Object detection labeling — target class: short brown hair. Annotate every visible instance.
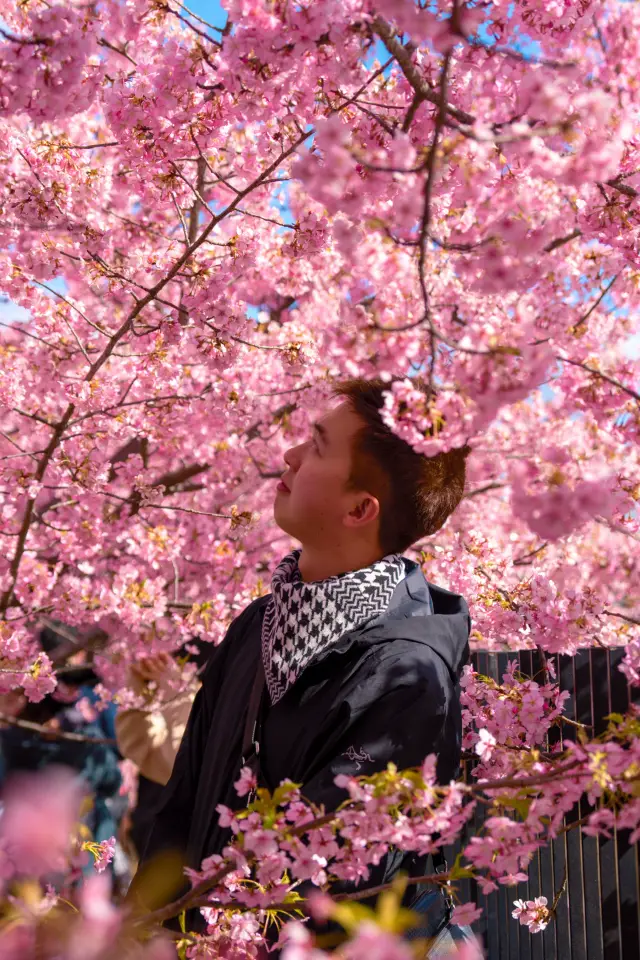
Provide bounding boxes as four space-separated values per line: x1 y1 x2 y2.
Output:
333 378 470 555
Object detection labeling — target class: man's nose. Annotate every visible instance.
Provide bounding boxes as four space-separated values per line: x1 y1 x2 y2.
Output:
283 442 303 470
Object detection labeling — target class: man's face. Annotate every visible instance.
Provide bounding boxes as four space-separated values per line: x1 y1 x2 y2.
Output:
274 401 368 547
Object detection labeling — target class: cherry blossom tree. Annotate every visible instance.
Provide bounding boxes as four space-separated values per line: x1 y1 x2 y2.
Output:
0 0 638 956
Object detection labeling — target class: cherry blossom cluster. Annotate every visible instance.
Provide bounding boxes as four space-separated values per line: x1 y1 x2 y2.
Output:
1 708 639 958
460 660 570 779
0 6 102 121
512 895 551 934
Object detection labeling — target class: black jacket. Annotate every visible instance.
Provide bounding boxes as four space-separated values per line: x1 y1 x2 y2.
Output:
135 558 470 924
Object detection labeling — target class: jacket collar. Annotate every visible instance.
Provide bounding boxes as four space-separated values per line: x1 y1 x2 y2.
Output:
275 557 470 683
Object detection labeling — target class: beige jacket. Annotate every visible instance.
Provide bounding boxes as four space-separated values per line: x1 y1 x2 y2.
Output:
115 682 199 785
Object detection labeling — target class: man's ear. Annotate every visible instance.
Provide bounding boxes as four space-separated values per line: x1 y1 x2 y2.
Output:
344 494 380 530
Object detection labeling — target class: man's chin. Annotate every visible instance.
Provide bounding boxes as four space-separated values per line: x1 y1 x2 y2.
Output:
272 500 296 537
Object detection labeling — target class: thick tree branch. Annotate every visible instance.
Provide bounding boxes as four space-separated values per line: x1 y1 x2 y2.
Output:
544 228 582 253
372 18 475 127
418 50 452 393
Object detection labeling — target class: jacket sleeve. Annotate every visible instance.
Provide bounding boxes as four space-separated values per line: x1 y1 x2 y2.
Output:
114 682 199 786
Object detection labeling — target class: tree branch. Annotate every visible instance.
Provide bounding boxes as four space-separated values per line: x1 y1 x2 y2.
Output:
0 713 116 746
602 609 640 626
572 274 618 331
559 355 639 402
544 228 582 253
371 18 475 127
463 482 506 499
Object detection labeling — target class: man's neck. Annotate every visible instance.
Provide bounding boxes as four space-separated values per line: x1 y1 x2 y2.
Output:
297 543 385 583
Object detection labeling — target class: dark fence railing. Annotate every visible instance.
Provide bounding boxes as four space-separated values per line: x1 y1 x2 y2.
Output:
444 648 639 960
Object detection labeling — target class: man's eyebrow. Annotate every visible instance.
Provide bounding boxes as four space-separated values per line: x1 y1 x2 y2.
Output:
312 421 329 445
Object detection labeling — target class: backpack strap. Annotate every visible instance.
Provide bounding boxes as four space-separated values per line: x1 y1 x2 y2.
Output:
241 660 266 804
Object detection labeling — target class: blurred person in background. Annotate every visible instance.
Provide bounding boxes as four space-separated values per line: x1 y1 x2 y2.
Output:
0 624 129 890
115 640 210 863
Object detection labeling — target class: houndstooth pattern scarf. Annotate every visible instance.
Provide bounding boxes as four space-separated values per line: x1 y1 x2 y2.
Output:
262 549 407 705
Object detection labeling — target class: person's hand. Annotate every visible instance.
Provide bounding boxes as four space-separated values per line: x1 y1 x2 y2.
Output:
128 652 182 701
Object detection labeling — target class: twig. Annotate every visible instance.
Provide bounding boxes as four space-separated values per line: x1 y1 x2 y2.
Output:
32 280 112 337
233 207 295 229
67 386 213 427
604 177 638 199
0 431 38 462
559 355 640 403
473 760 586 792
513 542 549 566
0 26 50 45
189 157 207 245
335 870 448 903
133 863 236 927
446 118 576 144
463 482 506 499
12 408 55 428
402 92 425 132
61 316 90 363
550 864 568 914
0 713 116 746
0 319 57 351
602 610 640 626
171 192 190 244
174 0 225 34
98 37 137 65
169 159 215 220
45 141 120 150
596 519 640 542
163 3 223 47
0 405 76 612
467 37 578 70
141 503 235 520
572 274 618 331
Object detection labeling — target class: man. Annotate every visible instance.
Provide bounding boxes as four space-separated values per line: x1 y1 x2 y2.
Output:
131 378 472 948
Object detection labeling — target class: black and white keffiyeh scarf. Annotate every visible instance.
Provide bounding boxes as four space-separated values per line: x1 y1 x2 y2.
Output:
261 549 407 705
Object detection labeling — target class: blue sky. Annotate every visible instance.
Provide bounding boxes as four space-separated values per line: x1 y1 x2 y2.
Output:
185 0 227 33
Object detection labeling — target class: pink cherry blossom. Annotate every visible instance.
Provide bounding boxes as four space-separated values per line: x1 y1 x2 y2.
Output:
512 895 551 933
451 901 484 926
235 765 258 798
92 836 116 873
0 767 83 876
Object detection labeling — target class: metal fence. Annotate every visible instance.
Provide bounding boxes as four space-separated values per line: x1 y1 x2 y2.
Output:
445 648 639 960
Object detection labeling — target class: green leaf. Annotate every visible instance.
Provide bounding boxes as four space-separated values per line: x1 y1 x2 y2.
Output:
449 852 475 880
273 780 302 808
494 795 532 819
331 900 377 934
